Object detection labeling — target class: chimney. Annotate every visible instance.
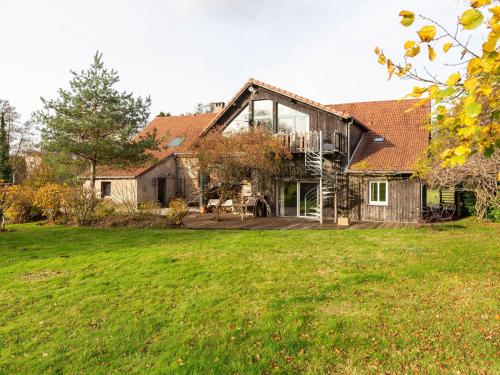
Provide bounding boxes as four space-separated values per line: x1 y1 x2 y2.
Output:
209 102 225 113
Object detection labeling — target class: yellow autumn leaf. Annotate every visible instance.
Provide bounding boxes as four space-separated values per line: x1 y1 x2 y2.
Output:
460 9 484 30
410 86 428 98
404 40 416 49
428 45 436 61
467 58 482 75
417 25 437 42
471 0 491 8
405 44 421 57
374 47 381 55
489 6 500 17
387 59 395 79
446 72 461 86
443 42 453 52
399 10 415 27
479 84 493 96
428 85 440 99
378 53 387 64
483 36 498 53
464 76 480 92
454 144 471 156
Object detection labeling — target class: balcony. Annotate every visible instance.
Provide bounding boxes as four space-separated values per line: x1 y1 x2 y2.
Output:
277 130 347 154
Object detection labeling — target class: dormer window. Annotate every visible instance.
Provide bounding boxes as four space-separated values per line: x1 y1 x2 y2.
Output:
373 136 385 142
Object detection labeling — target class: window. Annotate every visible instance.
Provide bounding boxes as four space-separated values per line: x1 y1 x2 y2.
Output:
253 100 273 132
278 104 309 134
101 181 111 198
223 104 250 134
369 181 388 206
168 137 185 147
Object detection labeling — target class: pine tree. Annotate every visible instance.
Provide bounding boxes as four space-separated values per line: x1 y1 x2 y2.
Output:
35 52 159 188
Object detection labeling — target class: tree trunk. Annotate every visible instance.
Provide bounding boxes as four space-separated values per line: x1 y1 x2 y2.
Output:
89 160 96 190
0 213 5 232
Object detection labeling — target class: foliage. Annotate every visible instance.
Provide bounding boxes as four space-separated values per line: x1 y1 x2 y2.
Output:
94 199 118 219
34 52 160 188
0 112 11 183
376 1 500 166
138 200 162 215
5 185 40 223
194 127 291 219
0 184 15 231
0 220 498 373
166 198 189 225
64 187 98 225
415 150 499 219
461 190 477 216
23 152 85 189
33 183 67 222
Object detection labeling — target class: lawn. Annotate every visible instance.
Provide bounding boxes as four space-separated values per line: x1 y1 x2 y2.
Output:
0 220 498 374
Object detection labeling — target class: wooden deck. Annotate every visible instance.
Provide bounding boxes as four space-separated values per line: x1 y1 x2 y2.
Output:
184 214 417 230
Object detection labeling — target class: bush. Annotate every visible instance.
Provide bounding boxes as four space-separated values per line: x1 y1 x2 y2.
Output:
138 201 162 216
64 187 98 225
6 185 41 223
33 183 67 222
461 191 477 217
166 198 189 226
94 199 118 219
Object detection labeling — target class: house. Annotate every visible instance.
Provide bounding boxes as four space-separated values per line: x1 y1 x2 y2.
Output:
201 79 430 223
91 78 431 223
85 112 217 207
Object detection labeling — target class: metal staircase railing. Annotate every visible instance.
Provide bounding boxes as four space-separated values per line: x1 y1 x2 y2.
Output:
304 130 341 223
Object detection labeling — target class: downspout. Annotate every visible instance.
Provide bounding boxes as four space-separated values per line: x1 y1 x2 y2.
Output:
345 118 354 220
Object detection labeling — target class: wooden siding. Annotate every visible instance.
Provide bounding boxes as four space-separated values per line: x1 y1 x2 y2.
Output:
213 87 348 139
349 175 421 222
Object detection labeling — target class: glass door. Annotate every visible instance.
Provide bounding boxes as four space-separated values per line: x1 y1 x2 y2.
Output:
280 182 298 216
299 182 318 217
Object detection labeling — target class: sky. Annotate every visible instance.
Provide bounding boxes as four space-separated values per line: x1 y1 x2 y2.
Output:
1 0 473 123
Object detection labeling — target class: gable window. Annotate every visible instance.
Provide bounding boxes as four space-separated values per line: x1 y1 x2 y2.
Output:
253 100 273 132
278 104 309 134
168 137 185 147
101 181 111 198
223 104 250 134
369 181 388 206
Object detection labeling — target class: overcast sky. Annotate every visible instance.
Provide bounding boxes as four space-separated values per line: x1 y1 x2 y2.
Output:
2 0 470 122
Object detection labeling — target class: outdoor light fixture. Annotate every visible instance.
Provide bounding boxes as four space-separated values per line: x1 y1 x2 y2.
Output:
248 86 255 93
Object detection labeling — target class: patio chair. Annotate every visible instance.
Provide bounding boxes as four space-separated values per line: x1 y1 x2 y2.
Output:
243 197 258 217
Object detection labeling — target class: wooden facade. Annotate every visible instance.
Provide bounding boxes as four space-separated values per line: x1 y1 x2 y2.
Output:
206 82 424 224
348 174 422 223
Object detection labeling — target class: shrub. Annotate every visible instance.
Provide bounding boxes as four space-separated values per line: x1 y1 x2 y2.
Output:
64 187 98 225
33 183 67 222
138 201 162 216
166 198 189 226
6 185 41 223
94 199 119 219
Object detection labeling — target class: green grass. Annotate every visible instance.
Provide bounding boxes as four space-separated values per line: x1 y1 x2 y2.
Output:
0 219 498 374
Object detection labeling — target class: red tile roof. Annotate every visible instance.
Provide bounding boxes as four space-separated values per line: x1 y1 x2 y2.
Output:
328 99 430 173
95 113 216 177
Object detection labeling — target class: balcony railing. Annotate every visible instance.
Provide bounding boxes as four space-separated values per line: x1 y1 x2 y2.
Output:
277 130 347 154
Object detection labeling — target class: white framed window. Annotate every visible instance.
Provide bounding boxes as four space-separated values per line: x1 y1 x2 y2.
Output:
369 181 388 206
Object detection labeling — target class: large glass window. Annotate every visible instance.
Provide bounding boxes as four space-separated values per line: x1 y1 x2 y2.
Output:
223 104 249 134
369 181 388 206
253 100 273 132
278 104 309 134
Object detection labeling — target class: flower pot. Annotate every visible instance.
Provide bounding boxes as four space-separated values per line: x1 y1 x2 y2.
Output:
337 217 350 226
199 207 206 214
